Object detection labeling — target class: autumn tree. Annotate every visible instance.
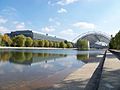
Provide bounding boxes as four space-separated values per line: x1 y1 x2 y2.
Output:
2 34 12 46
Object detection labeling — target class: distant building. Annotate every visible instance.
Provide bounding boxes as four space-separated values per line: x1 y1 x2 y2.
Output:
6 30 65 42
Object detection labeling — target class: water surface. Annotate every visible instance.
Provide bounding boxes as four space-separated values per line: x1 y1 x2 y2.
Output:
0 49 104 90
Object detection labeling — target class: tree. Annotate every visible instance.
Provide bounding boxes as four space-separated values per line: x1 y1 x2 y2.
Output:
64 40 68 44
109 31 120 49
56 42 60 48
60 42 66 48
33 40 38 47
0 34 2 46
76 39 89 50
25 37 33 47
67 42 73 48
2 34 12 46
38 40 44 47
44 40 49 47
109 37 115 49
49 41 53 47
13 35 26 47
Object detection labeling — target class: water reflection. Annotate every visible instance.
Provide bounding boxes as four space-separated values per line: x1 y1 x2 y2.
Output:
0 49 104 89
76 51 103 63
0 50 67 65
77 54 89 60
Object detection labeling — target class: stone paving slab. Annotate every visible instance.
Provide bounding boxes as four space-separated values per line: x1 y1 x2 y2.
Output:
51 62 100 90
98 51 120 90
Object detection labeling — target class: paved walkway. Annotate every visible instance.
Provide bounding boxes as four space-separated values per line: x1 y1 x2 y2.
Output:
98 51 120 90
49 61 101 90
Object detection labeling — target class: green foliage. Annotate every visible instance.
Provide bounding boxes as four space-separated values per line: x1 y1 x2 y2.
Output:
56 42 60 48
77 54 88 60
38 40 44 47
2 34 12 46
44 40 49 47
13 35 26 47
60 42 66 48
76 39 88 50
66 42 73 48
109 37 115 49
64 40 68 44
0 33 74 49
33 40 38 47
49 41 53 47
25 37 33 47
109 31 120 49
0 34 2 45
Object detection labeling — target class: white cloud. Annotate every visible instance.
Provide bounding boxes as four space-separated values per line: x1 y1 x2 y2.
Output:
16 22 25 29
41 26 55 33
0 26 9 33
60 29 75 36
1 7 17 16
49 18 54 22
59 29 78 41
0 17 7 24
48 17 61 26
58 8 67 13
57 0 78 5
73 22 96 29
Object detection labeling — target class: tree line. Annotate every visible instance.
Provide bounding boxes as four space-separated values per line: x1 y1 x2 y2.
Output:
109 31 120 49
0 34 73 48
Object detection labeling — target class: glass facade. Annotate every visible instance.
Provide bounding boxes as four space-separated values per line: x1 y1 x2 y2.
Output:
7 30 65 42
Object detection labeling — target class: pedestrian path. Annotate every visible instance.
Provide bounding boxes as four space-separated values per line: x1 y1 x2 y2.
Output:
98 51 120 90
51 61 100 90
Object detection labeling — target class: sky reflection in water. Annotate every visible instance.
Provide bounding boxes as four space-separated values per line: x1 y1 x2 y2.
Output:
0 49 104 88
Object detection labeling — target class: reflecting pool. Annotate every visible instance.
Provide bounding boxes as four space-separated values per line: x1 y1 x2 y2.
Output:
0 49 104 90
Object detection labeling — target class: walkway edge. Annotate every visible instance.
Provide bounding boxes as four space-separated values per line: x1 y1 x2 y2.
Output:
85 50 107 90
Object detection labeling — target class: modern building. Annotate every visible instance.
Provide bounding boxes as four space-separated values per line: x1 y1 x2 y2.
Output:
6 30 65 42
73 31 110 49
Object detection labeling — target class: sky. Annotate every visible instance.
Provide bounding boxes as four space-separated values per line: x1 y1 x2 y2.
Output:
0 0 120 41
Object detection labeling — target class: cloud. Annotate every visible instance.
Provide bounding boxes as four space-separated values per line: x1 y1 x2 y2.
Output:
49 17 61 26
16 22 25 29
41 26 55 33
57 0 79 5
58 8 67 13
60 29 75 36
59 29 77 41
0 26 9 33
0 17 8 24
49 18 54 22
1 7 17 16
73 22 96 29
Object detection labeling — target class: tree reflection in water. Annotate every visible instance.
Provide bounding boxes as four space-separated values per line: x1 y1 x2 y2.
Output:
0 50 67 65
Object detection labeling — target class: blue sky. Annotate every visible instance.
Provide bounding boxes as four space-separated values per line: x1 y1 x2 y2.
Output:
0 0 120 41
